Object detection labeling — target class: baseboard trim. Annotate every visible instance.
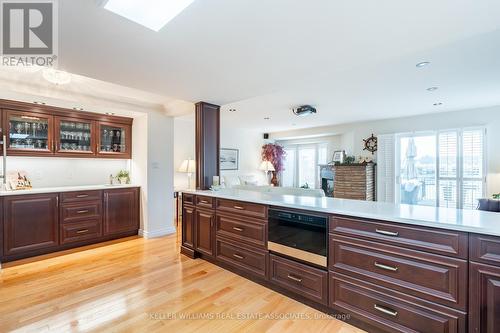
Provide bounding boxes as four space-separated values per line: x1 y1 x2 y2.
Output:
139 226 176 239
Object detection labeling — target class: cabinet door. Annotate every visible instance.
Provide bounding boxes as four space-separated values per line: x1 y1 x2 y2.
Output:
97 122 132 159
54 117 96 157
4 194 59 256
195 208 215 257
182 205 195 249
469 262 500 333
4 109 54 155
103 188 139 235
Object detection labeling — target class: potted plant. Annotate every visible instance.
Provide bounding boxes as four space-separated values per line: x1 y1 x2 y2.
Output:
261 143 286 186
116 170 130 185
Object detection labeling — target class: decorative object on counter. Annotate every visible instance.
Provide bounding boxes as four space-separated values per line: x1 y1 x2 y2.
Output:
358 156 374 164
343 155 356 164
220 148 239 170
259 160 275 185
109 174 114 185
116 170 131 184
332 150 345 164
363 133 378 154
210 185 222 191
7 171 32 190
212 176 220 186
261 143 286 186
178 158 196 189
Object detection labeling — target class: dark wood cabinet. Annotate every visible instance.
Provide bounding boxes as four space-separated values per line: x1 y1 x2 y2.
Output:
0 99 133 159
182 204 195 249
194 208 215 257
195 102 220 190
103 188 139 236
3 194 59 256
469 262 500 333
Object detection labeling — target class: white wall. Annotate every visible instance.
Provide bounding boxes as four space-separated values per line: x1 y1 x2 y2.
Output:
173 113 195 189
7 157 128 188
271 106 500 196
220 127 264 182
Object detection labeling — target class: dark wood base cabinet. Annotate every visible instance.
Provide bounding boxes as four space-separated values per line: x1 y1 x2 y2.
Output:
1 187 140 263
181 195 500 333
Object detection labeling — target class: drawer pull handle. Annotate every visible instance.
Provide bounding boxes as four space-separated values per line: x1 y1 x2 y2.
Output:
374 262 398 272
233 205 245 210
76 210 89 214
233 253 244 260
200 200 209 204
287 274 303 283
375 229 399 237
232 227 244 232
76 229 89 234
374 304 398 317
76 194 89 198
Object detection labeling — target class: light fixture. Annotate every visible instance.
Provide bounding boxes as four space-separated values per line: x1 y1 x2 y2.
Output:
427 87 439 91
264 117 270 120
106 112 116 116
292 105 317 116
416 61 430 68
178 158 196 189
73 107 84 111
42 68 71 85
259 161 275 185
229 108 236 112
103 0 195 32
433 102 443 106
33 101 46 105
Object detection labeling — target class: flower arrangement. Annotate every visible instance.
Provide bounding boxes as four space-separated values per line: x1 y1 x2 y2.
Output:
261 143 286 172
116 170 131 184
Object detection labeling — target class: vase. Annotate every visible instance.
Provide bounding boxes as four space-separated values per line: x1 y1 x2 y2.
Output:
270 171 279 187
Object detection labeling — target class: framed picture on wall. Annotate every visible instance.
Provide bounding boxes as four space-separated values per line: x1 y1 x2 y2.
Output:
332 150 345 164
220 148 239 170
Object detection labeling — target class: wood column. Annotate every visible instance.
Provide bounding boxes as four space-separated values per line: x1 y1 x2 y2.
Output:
195 102 220 190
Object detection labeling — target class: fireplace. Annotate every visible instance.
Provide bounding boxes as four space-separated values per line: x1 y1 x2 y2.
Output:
319 164 335 197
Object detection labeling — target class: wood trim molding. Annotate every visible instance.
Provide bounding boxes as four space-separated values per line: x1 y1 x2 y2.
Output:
195 102 220 190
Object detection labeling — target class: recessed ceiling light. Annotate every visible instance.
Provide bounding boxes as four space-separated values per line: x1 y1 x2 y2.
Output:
72 107 84 111
264 117 270 120
228 108 236 112
427 87 439 91
433 102 443 106
33 101 46 105
416 61 430 68
106 112 116 116
104 0 195 32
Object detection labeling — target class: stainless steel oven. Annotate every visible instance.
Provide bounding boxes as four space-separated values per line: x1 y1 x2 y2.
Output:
268 208 327 267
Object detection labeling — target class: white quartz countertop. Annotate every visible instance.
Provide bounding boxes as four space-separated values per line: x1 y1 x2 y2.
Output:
0 184 140 196
184 189 500 237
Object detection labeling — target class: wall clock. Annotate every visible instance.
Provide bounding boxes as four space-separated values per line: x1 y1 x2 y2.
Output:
363 134 378 155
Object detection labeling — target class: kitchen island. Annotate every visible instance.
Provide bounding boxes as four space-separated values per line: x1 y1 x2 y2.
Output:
181 189 500 333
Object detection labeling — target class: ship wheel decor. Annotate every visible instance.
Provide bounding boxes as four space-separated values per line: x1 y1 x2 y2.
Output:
363 134 378 155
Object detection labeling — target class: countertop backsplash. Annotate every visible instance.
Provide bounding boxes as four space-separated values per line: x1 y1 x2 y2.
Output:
5 157 130 188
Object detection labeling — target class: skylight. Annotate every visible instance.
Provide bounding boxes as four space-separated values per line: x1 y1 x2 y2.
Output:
104 0 195 32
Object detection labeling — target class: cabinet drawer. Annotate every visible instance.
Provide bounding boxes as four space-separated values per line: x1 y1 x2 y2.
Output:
216 213 266 248
216 237 268 280
330 216 468 258
60 219 102 244
330 273 466 333
270 254 328 305
196 195 214 209
470 234 500 266
182 193 195 206
216 199 267 219
61 190 102 203
330 234 467 310
61 201 101 222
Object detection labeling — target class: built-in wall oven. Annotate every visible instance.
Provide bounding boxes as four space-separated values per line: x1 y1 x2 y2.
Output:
268 208 327 267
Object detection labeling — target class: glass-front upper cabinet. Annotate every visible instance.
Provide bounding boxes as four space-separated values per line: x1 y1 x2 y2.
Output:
97 122 131 158
4 110 54 154
54 117 95 156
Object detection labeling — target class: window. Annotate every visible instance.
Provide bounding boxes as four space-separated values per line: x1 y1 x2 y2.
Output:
393 128 486 209
281 143 328 188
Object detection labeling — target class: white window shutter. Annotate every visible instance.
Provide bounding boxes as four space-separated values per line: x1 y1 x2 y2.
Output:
377 134 395 203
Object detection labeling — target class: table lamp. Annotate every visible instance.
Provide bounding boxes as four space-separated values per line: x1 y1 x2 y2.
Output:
178 159 195 189
259 160 275 185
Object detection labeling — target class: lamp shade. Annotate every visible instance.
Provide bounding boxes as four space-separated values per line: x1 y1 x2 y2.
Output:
259 161 275 172
178 159 195 173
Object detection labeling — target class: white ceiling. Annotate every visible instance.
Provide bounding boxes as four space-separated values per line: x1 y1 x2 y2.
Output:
56 0 500 130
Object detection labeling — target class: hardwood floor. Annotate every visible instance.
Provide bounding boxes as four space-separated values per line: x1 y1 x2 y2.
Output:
0 233 364 333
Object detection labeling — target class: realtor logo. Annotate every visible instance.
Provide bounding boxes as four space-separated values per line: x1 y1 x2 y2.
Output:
1 0 58 67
